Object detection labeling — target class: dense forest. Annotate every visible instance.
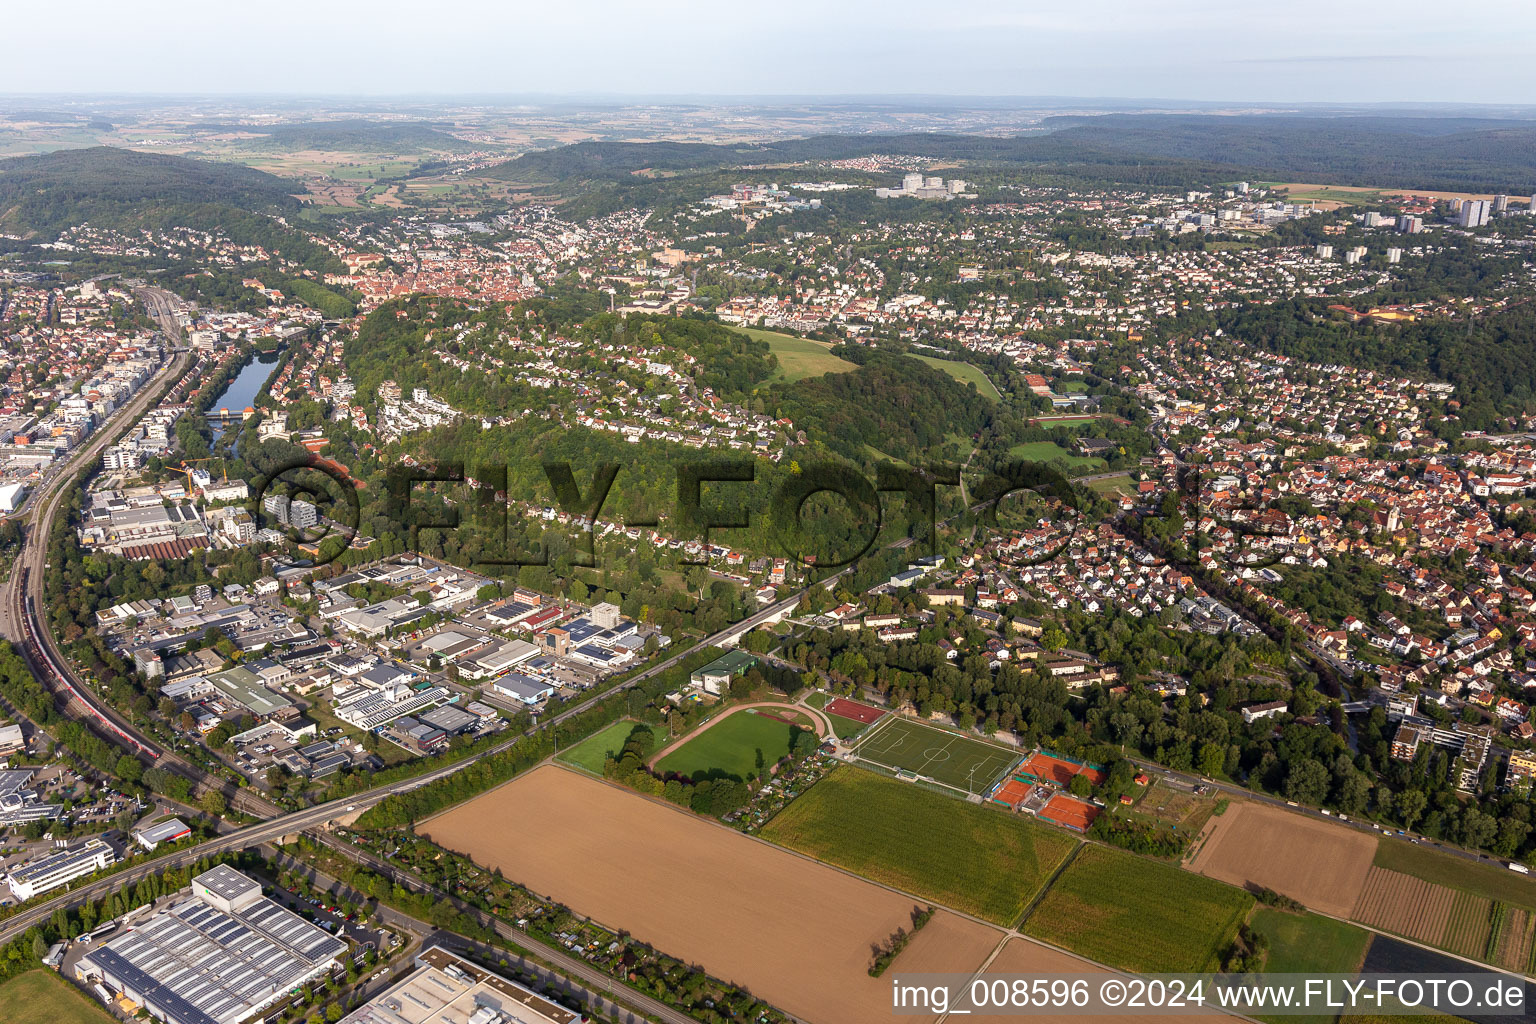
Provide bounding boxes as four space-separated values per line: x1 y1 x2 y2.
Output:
0 147 301 231
493 115 1536 194
193 118 478 154
1201 298 1536 428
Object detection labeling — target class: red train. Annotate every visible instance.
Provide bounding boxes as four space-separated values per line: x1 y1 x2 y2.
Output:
17 568 158 760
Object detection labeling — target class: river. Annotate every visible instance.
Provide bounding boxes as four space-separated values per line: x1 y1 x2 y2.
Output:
208 348 284 437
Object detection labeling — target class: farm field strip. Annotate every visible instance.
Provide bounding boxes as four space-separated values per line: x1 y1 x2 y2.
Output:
758 764 1076 926
1185 801 1375 919
421 765 1008 1024
1494 907 1536 973
1023 844 1252 974
1351 866 1464 954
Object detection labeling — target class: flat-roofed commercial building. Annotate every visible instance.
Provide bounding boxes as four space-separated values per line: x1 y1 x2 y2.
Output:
6 837 114 900
75 865 346 1024
341 946 582 1024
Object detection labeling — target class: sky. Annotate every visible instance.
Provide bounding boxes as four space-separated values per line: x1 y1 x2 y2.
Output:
6 0 1535 104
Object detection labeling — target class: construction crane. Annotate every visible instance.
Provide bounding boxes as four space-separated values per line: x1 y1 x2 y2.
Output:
174 457 227 491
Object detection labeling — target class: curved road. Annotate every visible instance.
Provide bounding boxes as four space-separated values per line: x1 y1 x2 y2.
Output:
646 700 833 768
0 560 852 946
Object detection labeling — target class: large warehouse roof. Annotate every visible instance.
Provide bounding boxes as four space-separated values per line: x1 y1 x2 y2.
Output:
77 867 346 1024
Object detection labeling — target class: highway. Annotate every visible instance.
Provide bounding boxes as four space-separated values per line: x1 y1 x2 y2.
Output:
0 549 850 945
303 831 704 1024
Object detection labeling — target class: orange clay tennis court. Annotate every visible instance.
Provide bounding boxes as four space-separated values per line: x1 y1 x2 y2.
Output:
990 777 1032 809
1017 751 1105 788
824 697 885 725
1040 792 1100 831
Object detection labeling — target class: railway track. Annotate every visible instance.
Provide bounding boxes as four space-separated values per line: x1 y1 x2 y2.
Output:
0 297 282 818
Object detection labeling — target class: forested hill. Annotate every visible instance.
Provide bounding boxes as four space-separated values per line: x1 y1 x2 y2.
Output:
492 115 1536 193
1202 298 1536 431
199 119 478 155
1037 114 1536 194
768 349 999 465
0 147 300 232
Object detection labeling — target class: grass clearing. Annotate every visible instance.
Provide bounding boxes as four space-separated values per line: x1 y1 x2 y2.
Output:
1086 473 1135 497
1247 909 1373 1024
759 765 1077 925
1373 839 1536 909
854 717 1019 795
1250 908 1372 973
1023 845 1252 972
557 719 662 774
656 709 812 781
911 354 1000 399
734 327 858 382
1007 441 1107 472
0 971 119 1024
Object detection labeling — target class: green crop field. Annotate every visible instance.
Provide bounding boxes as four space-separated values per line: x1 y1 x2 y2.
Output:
1374 839 1536 908
656 709 812 781
1007 441 1107 471
1023 845 1252 972
854 717 1019 794
1251 908 1372 972
911 354 1000 398
733 327 858 382
759 765 1078 924
1247 910 1373 1024
556 719 662 774
0 971 118 1024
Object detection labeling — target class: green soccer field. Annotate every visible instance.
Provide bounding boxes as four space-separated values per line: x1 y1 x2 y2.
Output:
854 717 1019 794
656 709 814 781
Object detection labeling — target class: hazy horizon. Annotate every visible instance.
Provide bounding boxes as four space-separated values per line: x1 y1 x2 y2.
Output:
8 0 1535 104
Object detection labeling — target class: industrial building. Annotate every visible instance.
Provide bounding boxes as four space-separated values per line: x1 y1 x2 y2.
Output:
132 817 192 851
0 767 63 826
75 865 346 1024
5 837 115 900
340 946 582 1024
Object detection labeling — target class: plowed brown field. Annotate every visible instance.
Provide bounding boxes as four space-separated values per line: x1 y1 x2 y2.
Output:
1494 908 1536 973
421 765 1008 1024
1187 802 1375 917
964 938 1232 1022
1351 866 1464 950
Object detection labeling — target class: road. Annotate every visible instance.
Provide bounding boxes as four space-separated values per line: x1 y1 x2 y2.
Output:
1121 751 1510 871
0 316 284 815
304 831 703 1024
0 554 851 945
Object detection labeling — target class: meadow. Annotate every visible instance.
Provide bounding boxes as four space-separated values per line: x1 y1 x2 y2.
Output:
1372 837 1536 908
0 971 118 1024
556 719 661 774
759 765 1077 925
1007 441 1107 472
732 327 857 382
1023 845 1252 972
911 354 1000 398
1249 908 1372 973
655 709 812 781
